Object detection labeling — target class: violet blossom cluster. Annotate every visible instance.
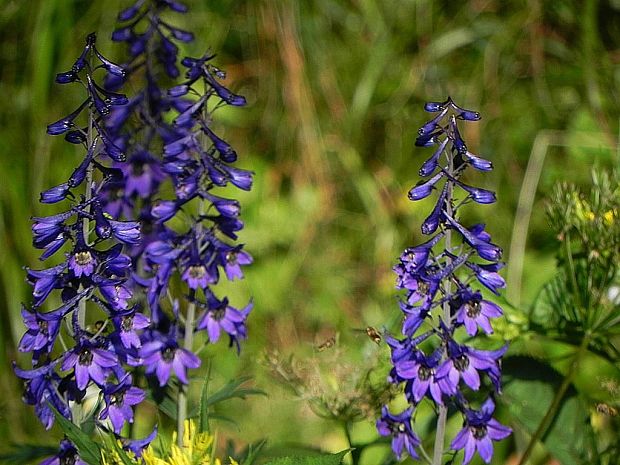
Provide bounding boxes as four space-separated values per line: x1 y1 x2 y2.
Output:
377 98 511 464
14 33 154 456
15 1 252 461
103 0 252 388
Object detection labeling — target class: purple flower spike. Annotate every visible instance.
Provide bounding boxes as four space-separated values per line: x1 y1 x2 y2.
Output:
121 427 158 458
436 341 507 393
450 398 511 464
61 340 118 390
379 100 510 462
196 298 251 344
113 311 149 348
376 407 420 460
408 172 443 201
40 183 71 204
141 336 201 386
18 307 61 353
221 247 253 280
394 350 451 404
39 439 88 465
456 291 503 336
99 375 145 433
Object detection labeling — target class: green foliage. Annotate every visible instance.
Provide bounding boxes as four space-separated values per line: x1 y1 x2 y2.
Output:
263 449 350 465
51 407 101 465
503 357 590 465
505 168 620 464
0 444 58 465
2 1 620 464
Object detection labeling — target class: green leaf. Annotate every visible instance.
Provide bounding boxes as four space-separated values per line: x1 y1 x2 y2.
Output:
51 406 101 465
241 439 267 465
189 376 266 421
101 434 136 465
0 444 59 464
263 449 351 465
502 357 590 465
199 361 212 433
147 388 178 420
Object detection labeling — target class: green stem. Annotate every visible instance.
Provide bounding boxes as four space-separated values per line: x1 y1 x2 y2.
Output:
77 111 94 329
177 300 196 446
516 334 590 465
177 196 205 445
343 422 360 465
432 124 454 465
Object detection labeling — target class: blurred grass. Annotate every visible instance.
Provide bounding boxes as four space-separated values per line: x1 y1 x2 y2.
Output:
1 0 619 463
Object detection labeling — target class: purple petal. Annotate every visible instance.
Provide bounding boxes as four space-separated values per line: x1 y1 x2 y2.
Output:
109 406 125 433
487 419 512 440
477 436 494 463
481 300 503 317
412 378 429 402
463 436 476 465
451 427 469 450
156 361 172 386
172 357 189 384
75 364 90 390
462 365 481 390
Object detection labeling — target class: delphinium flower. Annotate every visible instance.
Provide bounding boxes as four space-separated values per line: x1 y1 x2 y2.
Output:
103 0 252 351
103 0 253 443
102 0 194 230
14 33 155 458
377 98 511 465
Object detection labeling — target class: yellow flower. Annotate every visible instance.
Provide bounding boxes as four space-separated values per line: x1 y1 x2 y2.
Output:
139 420 237 465
100 420 238 465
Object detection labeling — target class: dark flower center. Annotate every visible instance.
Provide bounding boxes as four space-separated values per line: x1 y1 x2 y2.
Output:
132 162 145 176
225 251 237 264
78 348 93 366
162 346 176 362
454 354 470 372
390 421 407 434
121 316 133 332
60 455 77 465
212 306 226 321
74 251 93 266
471 425 487 439
110 391 125 405
189 265 206 279
465 300 481 318
417 280 430 295
418 365 433 381
38 320 49 336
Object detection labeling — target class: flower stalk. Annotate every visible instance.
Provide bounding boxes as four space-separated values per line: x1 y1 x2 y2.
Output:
378 98 511 465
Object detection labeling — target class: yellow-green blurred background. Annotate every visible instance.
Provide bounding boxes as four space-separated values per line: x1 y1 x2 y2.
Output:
1 0 619 464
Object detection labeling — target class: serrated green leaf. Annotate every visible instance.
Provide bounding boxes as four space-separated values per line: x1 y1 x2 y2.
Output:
51 406 101 465
263 450 351 465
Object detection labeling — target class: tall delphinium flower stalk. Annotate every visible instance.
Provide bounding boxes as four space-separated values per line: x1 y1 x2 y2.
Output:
14 33 152 459
107 0 253 444
377 98 511 465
